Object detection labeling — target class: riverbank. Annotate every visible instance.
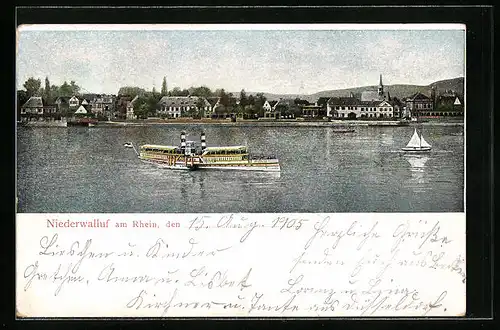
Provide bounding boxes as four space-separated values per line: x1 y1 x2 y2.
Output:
97 119 463 127
17 120 68 127
17 118 464 128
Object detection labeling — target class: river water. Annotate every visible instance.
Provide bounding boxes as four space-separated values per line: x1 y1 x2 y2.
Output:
16 124 464 213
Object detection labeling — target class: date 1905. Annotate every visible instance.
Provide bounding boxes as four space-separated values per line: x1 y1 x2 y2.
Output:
271 217 308 231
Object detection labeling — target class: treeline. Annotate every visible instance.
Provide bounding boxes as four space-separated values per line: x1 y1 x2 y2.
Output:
126 86 269 119
18 76 82 108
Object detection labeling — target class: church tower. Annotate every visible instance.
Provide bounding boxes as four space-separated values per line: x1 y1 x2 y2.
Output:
378 74 384 96
431 86 436 110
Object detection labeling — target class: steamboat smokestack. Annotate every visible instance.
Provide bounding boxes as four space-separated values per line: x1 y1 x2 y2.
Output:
180 131 186 150
201 131 206 151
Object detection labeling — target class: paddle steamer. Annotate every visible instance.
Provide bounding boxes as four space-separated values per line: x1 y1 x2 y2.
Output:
130 131 281 172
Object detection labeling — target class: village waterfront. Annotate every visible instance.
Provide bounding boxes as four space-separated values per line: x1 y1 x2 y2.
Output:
16 123 464 213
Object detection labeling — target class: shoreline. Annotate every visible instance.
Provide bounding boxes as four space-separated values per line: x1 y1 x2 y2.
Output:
98 119 464 127
17 119 465 128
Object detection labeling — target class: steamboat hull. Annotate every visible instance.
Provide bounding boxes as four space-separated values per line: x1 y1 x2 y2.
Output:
140 159 198 170
197 162 281 172
140 158 280 172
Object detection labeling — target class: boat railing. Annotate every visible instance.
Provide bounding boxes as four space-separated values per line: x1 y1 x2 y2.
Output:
250 155 279 162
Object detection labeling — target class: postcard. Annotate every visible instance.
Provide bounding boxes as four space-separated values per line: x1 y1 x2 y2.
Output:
16 23 466 318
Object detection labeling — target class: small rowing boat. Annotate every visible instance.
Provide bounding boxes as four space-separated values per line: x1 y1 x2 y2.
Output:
332 128 355 133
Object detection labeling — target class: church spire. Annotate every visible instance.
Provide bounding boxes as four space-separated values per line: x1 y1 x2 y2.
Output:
378 74 384 96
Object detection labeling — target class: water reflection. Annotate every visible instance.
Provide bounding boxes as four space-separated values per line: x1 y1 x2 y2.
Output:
380 132 394 146
404 154 430 190
325 128 331 157
179 171 196 203
198 169 281 185
405 154 430 172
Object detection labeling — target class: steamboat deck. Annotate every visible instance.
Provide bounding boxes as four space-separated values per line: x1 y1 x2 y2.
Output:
131 131 281 172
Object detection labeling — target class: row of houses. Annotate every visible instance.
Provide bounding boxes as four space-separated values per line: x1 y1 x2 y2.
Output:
263 93 462 120
19 94 116 120
19 93 218 121
262 75 463 119
18 76 464 121
19 91 464 122
53 95 115 114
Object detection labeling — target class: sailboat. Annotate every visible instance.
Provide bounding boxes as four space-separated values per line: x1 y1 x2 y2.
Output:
402 128 432 152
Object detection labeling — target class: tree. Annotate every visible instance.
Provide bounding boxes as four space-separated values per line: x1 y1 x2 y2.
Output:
50 85 59 98
185 106 199 118
44 77 52 103
117 86 146 96
161 77 168 96
17 90 29 115
242 95 257 119
196 98 207 118
189 86 213 98
239 89 248 108
59 81 73 97
217 89 229 107
70 81 80 95
169 87 190 96
132 96 148 119
247 94 255 106
255 93 267 118
275 104 291 118
146 93 160 116
214 104 226 119
169 87 181 96
23 77 42 97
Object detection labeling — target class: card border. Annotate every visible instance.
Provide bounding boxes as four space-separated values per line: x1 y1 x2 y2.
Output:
8 4 494 325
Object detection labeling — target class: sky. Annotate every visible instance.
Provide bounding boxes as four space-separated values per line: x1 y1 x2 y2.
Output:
16 24 465 95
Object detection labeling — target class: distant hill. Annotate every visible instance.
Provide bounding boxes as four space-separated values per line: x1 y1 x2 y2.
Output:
238 77 464 103
428 77 465 96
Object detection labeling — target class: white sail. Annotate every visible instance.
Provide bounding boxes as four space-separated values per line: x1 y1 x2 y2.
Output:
420 135 431 148
406 129 421 148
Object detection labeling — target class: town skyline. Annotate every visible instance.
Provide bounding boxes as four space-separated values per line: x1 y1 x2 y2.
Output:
17 25 465 95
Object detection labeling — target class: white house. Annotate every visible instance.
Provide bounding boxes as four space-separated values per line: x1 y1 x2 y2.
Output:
69 96 80 108
126 95 138 120
157 96 205 118
91 94 114 114
327 97 394 119
262 100 272 111
74 105 87 114
20 96 44 115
